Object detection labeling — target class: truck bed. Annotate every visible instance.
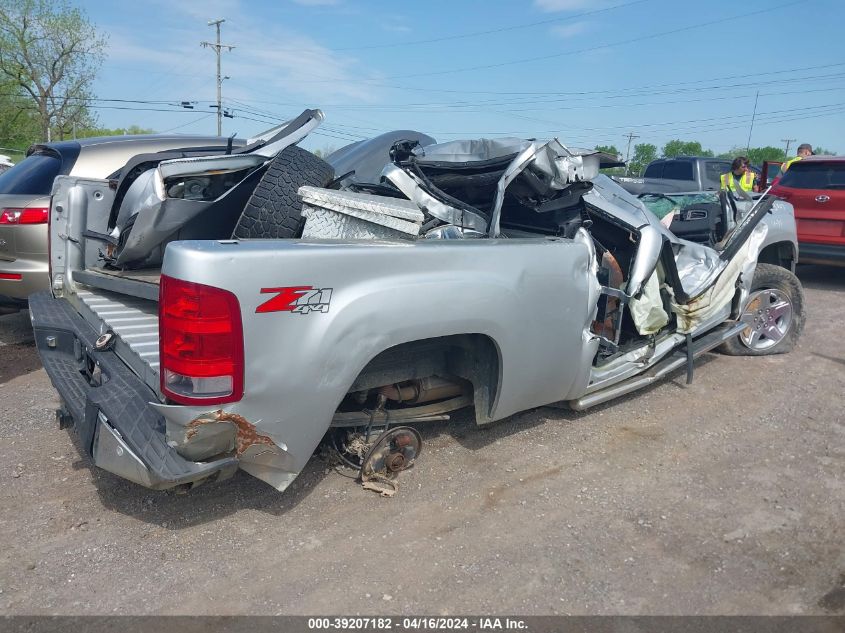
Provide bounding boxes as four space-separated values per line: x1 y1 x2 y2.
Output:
71 285 161 396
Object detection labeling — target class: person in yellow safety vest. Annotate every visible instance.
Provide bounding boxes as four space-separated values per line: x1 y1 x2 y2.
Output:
781 143 813 173
720 156 756 193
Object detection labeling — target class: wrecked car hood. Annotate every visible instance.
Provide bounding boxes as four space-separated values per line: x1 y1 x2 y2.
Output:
109 109 326 267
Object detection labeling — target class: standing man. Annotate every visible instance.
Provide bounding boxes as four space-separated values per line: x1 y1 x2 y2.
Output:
720 156 756 193
781 143 813 173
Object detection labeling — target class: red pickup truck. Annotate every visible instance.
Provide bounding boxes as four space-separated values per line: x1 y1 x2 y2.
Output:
770 156 845 264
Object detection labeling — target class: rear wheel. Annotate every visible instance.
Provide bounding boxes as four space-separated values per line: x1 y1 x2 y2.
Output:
232 145 334 239
720 263 805 355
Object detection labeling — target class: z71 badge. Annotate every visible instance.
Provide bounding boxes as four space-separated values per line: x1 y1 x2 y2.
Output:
256 286 333 315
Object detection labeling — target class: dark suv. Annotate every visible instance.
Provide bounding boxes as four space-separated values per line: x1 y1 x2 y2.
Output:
616 156 734 195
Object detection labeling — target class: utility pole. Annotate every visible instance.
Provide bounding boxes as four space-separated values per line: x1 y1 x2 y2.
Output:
781 138 796 159
624 132 639 176
201 19 235 136
745 91 759 153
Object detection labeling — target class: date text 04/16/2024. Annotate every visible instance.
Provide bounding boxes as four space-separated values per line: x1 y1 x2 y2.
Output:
307 617 528 630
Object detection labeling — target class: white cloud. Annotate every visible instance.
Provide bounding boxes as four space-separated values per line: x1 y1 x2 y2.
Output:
381 22 411 33
534 0 609 11
105 0 383 109
550 21 588 38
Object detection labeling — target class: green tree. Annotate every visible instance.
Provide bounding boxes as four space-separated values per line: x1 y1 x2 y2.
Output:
813 145 837 156
594 144 621 158
0 79 40 152
746 146 787 164
595 144 624 175
0 0 107 142
719 145 787 164
628 142 657 176
76 124 156 138
661 139 713 158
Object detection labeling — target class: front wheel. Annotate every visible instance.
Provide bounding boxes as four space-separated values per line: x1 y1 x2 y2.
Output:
720 263 805 356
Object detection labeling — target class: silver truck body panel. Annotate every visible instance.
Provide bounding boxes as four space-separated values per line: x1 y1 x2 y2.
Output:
156 234 602 488
327 130 437 188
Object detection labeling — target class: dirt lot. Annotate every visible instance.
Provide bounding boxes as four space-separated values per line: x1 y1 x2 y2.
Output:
0 265 842 616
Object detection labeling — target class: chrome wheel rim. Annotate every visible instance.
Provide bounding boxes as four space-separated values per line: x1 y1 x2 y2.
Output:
739 288 793 350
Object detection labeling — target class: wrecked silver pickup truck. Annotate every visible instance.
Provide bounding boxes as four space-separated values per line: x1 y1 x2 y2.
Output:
29 110 804 493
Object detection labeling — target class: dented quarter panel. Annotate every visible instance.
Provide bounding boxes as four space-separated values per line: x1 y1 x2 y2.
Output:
153 404 298 490
159 236 598 489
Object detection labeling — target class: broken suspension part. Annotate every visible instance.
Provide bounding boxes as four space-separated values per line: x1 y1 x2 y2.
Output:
360 426 422 486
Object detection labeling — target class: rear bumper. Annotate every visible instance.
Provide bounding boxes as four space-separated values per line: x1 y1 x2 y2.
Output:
29 291 238 490
0 256 48 305
798 241 845 264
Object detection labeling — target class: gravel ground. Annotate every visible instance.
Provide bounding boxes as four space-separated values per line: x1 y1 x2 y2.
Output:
0 265 842 616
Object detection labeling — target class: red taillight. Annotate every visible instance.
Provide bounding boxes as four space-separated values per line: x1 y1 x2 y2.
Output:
0 207 49 224
0 273 22 280
159 275 244 405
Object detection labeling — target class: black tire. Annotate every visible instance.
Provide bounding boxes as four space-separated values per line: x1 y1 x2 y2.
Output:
719 263 805 356
232 145 334 239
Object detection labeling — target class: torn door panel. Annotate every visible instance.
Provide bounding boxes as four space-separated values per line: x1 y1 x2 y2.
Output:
671 223 768 333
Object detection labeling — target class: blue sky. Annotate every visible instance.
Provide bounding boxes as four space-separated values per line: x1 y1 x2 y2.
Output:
85 0 844 156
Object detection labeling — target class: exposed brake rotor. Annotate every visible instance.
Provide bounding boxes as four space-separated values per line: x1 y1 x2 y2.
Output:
360 426 422 484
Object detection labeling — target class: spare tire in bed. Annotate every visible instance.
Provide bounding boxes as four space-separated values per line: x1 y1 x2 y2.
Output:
232 145 335 239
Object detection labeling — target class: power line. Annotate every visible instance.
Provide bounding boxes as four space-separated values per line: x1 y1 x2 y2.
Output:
187 98 845 139
602 106 845 141
222 67 845 112
292 0 810 82
230 83 845 121
3 101 222 115
339 102 845 140
159 113 216 133
61 78 845 113
746 91 760 152
223 95 844 149
5 60 829 129
368 61 845 97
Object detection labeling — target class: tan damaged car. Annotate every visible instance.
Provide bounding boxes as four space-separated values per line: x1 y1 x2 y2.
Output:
0 134 241 312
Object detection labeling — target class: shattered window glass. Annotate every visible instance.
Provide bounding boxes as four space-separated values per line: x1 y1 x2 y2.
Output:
639 192 719 219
